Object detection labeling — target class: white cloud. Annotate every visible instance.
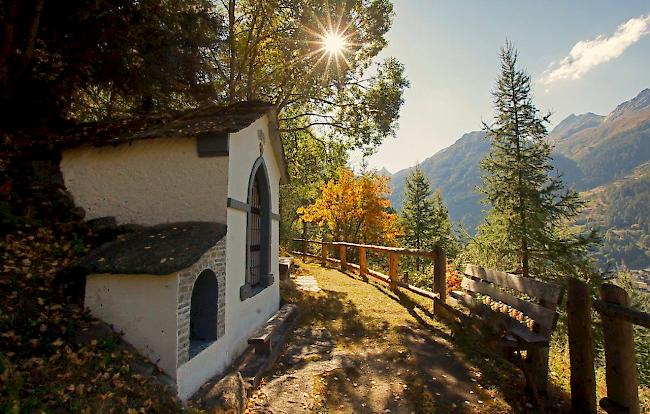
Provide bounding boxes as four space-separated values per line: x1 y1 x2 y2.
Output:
540 13 650 85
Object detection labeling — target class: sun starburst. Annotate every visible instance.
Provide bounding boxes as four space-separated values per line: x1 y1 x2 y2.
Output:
321 31 347 56
296 6 358 80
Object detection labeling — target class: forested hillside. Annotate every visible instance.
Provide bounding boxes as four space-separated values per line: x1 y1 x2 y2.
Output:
388 88 650 269
580 162 650 269
389 131 488 229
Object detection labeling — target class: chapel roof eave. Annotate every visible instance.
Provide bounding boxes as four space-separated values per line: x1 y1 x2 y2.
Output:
75 221 227 276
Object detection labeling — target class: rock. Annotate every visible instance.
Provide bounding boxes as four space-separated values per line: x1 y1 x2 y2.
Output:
87 216 117 233
202 372 246 414
155 372 177 390
71 206 86 220
131 359 155 376
72 320 117 346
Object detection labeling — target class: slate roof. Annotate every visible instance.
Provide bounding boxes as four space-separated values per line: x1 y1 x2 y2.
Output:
57 101 275 148
76 222 227 275
59 100 289 183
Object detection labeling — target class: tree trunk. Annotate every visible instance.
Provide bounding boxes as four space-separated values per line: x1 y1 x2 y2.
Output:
228 0 237 103
509 61 528 278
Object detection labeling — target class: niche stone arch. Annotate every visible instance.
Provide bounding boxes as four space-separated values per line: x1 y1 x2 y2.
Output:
176 238 226 366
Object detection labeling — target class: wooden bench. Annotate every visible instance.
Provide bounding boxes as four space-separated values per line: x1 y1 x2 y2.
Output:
450 264 565 396
248 304 298 355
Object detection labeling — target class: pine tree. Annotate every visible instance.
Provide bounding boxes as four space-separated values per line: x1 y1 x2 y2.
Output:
431 190 456 256
401 166 455 269
468 42 595 280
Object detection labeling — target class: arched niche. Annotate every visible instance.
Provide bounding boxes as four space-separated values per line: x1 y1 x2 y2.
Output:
189 269 218 358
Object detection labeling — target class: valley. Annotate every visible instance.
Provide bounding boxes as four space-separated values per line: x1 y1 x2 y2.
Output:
387 88 650 270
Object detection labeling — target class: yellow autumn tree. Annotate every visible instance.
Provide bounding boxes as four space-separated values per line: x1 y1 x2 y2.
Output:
297 168 400 245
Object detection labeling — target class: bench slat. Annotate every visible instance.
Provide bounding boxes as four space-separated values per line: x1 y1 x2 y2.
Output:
464 264 564 305
450 290 550 344
505 319 548 345
461 277 557 333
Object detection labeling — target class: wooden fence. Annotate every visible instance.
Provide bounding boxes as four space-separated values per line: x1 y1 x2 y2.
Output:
291 238 448 314
289 242 649 412
567 278 650 414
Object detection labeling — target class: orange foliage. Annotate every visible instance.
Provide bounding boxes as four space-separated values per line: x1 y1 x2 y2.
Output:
446 262 461 294
297 168 400 245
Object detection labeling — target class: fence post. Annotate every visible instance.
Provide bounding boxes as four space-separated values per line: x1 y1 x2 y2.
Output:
567 278 597 414
339 244 347 271
359 247 367 276
320 242 328 265
600 284 640 414
302 239 307 262
433 246 447 312
389 252 398 291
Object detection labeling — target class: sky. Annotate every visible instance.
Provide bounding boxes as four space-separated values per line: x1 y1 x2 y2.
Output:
361 1 650 173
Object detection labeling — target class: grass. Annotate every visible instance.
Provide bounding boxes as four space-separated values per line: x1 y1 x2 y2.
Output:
282 259 560 413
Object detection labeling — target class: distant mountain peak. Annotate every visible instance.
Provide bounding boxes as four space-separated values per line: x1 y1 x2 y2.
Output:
606 88 650 122
376 167 392 177
549 112 604 142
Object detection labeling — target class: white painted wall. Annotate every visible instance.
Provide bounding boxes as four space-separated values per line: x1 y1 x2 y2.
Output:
64 115 282 400
176 115 281 400
85 273 179 378
60 137 229 226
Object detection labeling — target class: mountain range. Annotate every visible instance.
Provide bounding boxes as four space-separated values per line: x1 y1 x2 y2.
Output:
386 88 650 268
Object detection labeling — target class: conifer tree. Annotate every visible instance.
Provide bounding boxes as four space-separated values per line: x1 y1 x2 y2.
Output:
468 42 595 280
401 166 455 269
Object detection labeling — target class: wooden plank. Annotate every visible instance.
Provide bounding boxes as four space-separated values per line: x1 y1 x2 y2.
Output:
449 291 547 345
405 283 439 300
335 241 436 258
593 299 650 329
368 269 390 284
363 269 439 300
320 242 328 265
461 277 557 333
449 291 508 328
359 247 367 276
433 246 447 305
389 252 398 290
567 278 597 414
291 239 437 258
600 284 640 414
505 319 548 345
464 264 563 305
339 245 347 271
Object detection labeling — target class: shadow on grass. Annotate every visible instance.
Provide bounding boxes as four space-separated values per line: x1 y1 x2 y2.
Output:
324 265 572 413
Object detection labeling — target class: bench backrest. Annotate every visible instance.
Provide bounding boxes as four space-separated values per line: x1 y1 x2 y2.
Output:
462 264 565 337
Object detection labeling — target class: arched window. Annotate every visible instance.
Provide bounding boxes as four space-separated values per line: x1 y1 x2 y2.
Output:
189 270 218 358
241 157 272 299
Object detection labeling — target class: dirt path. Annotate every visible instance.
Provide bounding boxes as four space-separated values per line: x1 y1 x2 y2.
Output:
247 261 560 413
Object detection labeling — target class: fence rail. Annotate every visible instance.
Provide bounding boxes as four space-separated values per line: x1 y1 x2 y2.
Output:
568 279 648 414
291 238 447 312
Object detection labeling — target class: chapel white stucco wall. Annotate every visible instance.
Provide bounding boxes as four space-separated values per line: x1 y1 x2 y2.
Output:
84 273 179 378
176 116 281 400
60 137 229 226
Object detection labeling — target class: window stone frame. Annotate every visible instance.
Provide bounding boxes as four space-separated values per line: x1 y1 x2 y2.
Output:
240 157 274 300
